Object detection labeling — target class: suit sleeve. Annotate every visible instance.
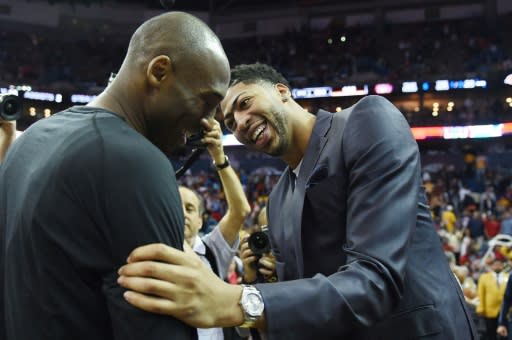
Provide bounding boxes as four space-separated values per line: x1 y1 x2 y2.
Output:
257 95 421 338
498 273 512 326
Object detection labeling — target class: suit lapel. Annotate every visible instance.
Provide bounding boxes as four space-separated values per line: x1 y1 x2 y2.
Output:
297 110 333 187
291 110 333 278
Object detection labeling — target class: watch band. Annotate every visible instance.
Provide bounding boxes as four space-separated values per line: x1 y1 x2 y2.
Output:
213 155 230 170
239 319 258 328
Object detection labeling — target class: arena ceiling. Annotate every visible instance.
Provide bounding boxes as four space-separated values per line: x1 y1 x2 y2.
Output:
48 0 479 13
132 0 477 12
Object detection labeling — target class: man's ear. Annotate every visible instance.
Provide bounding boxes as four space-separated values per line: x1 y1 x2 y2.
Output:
274 83 290 102
147 55 172 88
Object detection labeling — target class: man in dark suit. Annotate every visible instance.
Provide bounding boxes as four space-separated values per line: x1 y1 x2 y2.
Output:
117 63 478 339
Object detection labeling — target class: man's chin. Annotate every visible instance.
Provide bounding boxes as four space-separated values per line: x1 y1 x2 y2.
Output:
159 144 182 157
167 140 186 154
252 143 284 158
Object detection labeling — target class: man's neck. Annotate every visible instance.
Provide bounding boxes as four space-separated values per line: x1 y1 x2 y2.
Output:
88 83 147 136
188 235 199 250
283 111 316 169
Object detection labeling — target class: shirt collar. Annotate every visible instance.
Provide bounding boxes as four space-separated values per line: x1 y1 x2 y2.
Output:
192 235 206 255
292 159 303 179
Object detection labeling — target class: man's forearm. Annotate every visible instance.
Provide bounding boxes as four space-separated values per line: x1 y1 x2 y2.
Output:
217 164 251 245
218 165 251 219
0 134 15 163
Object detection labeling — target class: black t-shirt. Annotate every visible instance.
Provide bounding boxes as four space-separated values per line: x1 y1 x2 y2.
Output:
0 107 196 339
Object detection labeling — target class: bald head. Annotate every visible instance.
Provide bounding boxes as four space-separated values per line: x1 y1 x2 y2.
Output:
99 12 230 155
126 12 227 71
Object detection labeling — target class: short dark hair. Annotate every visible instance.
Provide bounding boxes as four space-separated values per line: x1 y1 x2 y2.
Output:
230 62 290 88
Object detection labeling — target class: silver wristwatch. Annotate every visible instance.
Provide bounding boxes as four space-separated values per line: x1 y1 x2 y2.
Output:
238 285 264 328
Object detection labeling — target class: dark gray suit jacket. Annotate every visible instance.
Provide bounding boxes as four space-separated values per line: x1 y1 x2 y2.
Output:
256 96 477 339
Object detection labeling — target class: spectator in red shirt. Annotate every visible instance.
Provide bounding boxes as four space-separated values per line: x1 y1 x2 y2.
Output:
484 213 501 239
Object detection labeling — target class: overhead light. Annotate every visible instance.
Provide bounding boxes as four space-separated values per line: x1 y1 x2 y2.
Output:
504 74 512 85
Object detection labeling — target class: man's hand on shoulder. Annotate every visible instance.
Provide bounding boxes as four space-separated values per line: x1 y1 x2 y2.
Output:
118 243 245 328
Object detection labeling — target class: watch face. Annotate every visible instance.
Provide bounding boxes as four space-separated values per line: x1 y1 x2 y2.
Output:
245 292 264 316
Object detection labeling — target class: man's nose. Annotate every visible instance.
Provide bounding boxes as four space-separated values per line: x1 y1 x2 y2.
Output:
234 111 250 134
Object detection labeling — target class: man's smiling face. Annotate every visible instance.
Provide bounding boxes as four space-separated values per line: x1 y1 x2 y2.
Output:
220 81 291 157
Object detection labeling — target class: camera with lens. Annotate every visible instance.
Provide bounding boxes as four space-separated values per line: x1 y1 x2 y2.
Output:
248 225 271 256
0 94 22 121
247 225 276 283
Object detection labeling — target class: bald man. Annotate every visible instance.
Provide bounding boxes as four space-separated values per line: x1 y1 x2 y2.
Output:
0 12 229 340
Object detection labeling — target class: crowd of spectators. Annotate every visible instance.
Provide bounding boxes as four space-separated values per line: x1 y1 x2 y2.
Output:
178 165 281 234
408 151 512 339
225 14 512 87
1 14 510 91
0 28 125 91
319 93 512 127
3 14 511 132
399 95 512 127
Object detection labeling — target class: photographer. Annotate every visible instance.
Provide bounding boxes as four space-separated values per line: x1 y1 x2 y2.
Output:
0 119 16 164
240 207 276 284
180 116 251 340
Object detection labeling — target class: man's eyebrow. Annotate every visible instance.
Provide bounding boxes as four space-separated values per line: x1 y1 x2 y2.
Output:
184 202 195 209
223 92 245 120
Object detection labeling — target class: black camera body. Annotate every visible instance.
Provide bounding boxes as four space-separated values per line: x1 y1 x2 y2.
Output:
248 225 271 255
248 225 277 283
0 94 22 121
174 130 207 179
185 130 206 148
